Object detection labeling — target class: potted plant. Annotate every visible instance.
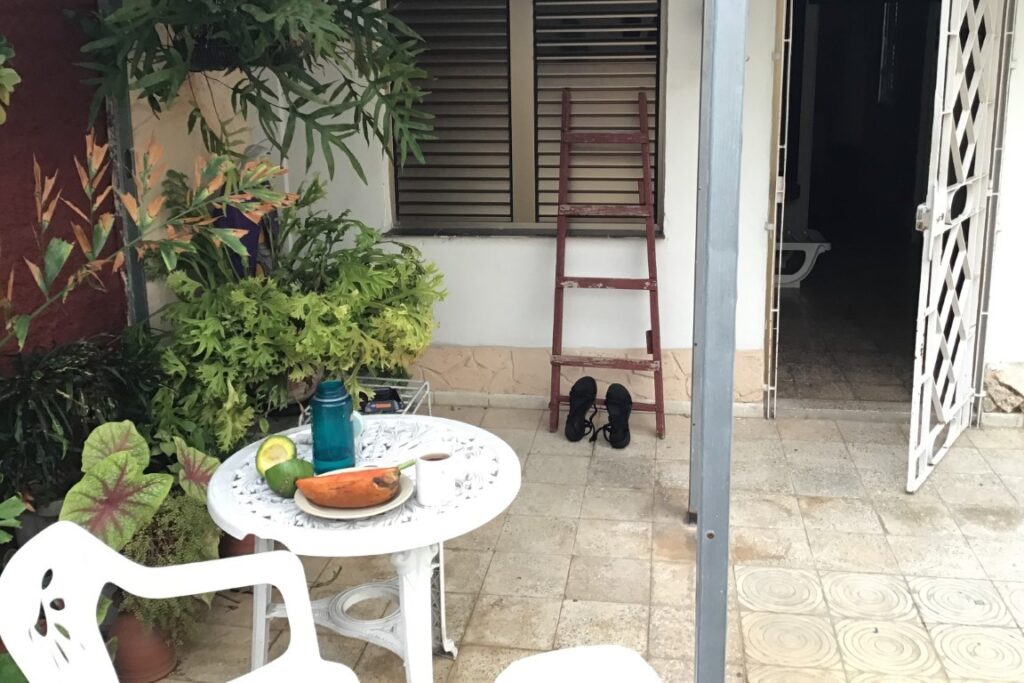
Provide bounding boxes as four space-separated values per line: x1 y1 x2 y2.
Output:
76 0 432 176
58 421 221 683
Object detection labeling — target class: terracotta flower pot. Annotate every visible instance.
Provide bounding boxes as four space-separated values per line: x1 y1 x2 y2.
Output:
219 533 256 557
109 613 176 683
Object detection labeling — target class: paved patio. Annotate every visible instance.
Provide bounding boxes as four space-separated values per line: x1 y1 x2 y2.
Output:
168 408 1024 682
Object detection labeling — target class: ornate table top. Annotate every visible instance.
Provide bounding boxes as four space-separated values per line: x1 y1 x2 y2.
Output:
207 415 521 557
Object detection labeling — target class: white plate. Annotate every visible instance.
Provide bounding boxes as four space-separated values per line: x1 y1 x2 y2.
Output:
294 473 414 520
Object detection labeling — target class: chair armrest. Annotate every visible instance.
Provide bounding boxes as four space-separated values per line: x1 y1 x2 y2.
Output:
114 550 320 659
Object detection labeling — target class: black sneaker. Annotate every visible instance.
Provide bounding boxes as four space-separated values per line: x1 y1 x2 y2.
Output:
592 383 632 448
565 376 598 442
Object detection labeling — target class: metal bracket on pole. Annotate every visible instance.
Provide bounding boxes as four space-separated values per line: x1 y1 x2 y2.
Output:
688 0 749 681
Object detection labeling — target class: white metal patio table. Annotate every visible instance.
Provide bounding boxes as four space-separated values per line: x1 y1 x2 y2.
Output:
207 414 521 683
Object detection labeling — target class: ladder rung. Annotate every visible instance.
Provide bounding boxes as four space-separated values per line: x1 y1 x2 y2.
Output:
557 276 656 291
559 204 651 218
563 131 646 145
557 396 661 413
552 354 661 372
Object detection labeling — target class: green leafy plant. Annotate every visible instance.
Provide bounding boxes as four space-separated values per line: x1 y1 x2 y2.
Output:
0 34 19 125
0 331 163 506
0 655 28 683
152 214 444 455
0 134 296 351
59 421 221 645
119 492 220 646
78 0 432 178
60 421 172 551
0 495 25 544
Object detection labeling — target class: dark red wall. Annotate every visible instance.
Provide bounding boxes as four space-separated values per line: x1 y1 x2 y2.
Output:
0 1 127 352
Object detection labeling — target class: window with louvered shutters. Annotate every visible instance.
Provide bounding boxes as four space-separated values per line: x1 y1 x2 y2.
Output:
391 0 662 234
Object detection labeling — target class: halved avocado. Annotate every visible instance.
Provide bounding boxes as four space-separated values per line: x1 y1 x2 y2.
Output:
265 459 314 498
256 435 297 477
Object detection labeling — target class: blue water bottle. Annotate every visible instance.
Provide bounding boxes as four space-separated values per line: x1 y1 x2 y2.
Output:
310 380 356 474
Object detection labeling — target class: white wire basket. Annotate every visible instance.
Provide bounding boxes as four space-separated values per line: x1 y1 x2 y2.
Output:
298 376 432 425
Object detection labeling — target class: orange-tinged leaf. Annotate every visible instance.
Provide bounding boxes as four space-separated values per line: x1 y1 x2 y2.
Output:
203 171 225 197
90 137 109 174
74 157 91 194
7 270 15 302
41 192 62 228
146 137 164 167
111 250 125 272
42 172 58 206
71 223 92 255
62 198 90 223
93 184 113 209
24 259 45 294
147 195 166 219
92 160 110 190
118 192 139 223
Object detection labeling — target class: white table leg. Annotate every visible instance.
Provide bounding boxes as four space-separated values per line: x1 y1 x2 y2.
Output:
392 544 439 683
251 537 274 670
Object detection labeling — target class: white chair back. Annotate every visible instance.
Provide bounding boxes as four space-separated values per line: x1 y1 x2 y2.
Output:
0 522 331 682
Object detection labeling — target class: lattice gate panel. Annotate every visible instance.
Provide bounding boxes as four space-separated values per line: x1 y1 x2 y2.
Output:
909 0 1005 492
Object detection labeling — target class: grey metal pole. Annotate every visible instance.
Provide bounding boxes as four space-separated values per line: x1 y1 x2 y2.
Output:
689 0 748 681
98 0 149 325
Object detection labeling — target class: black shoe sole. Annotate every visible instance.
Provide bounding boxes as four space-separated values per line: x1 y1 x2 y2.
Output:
565 376 597 442
604 383 632 449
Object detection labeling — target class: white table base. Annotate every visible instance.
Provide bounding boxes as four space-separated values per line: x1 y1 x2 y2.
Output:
250 539 456 683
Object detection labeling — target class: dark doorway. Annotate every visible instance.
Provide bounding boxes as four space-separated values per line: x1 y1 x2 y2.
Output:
776 0 942 404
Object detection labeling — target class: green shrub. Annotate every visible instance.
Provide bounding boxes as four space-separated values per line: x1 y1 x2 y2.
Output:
0 331 163 505
153 224 444 455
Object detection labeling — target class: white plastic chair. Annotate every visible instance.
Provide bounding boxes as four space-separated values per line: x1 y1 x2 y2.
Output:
495 645 662 682
0 521 357 683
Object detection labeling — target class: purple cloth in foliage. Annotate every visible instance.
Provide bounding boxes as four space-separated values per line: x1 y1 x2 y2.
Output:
214 205 278 277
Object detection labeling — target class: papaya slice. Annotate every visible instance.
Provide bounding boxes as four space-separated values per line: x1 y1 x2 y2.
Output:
296 466 402 509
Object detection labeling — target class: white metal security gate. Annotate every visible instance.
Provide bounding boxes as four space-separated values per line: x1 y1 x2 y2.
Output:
908 0 1011 492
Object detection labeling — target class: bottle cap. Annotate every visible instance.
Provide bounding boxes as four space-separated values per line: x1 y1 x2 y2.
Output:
315 380 348 400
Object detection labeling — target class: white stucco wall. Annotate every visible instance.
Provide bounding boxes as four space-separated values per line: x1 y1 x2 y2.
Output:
984 4 1024 365
288 0 777 353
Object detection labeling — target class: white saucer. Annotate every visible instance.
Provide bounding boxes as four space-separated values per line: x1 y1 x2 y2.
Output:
294 474 414 520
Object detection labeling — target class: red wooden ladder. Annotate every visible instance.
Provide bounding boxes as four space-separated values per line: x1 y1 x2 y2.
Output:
548 88 666 438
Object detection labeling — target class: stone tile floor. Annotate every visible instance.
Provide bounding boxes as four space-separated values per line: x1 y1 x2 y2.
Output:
776 286 915 404
168 407 1024 682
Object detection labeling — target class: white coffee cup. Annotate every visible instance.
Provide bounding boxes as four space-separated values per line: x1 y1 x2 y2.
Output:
415 453 455 507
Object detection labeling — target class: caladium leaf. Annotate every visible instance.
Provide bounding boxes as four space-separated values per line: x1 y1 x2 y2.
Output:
81 421 150 472
173 437 219 503
60 451 172 551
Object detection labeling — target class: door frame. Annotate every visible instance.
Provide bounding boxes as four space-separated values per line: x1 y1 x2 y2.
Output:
971 0 1019 426
762 0 1018 422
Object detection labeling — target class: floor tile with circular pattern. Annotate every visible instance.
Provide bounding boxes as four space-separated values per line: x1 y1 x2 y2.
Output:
735 566 826 615
822 572 917 622
835 619 942 677
909 577 1014 627
930 624 1024 681
741 612 841 669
